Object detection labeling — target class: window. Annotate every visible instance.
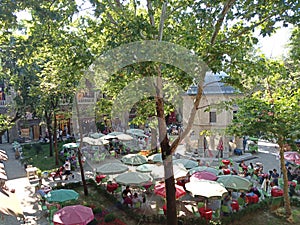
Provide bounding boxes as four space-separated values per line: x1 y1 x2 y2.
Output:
233 110 238 120
209 112 216 123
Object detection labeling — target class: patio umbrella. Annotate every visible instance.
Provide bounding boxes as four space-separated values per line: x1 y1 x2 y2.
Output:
63 143 79 149
284 151 300 165
147 153 163 163
114 172 152 185
0 190 24 218
150 164 188 180
136 164 155 173
0 168 6 174
173 158 198 169
0 173 8 180
45 189 79 203
121 154 147 166
108 131 124 136
126 129 144 135
189 166 219 176
0 152 8 161
89 132 104 139
217 175 253 191
96 162 129 175
0 162 4 168
154 182 186 199
101 134 118 140
190 171 217 182
185 180 228 198
115 133 133 141
0 149 6 154
53 205 94 225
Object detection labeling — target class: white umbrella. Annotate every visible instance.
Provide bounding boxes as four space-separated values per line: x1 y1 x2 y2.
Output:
0 150 6 154
185 180 228 198
0 168 6 174
114 172 152 185
101 134 118 140
0 163 4 168
96 163 129 175
150 164 188 180
115 134 133 141
0 173 8 180
0 152 8 161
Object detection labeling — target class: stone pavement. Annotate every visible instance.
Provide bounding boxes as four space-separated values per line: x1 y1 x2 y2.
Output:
0 143 95 225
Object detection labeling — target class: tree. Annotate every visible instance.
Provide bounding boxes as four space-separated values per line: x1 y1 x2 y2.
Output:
85 1 299 224
227 57 300 218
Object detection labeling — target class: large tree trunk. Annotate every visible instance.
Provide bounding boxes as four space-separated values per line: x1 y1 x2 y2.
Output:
278 142 292 217
155 66 177 225
53 111 59 165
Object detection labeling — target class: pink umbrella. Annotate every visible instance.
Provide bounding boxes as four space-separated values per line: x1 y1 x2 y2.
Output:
190 171 217 182
284 151 300 164
154 182 186 199
53 205 94 225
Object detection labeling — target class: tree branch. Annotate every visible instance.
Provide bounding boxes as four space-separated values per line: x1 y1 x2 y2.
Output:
210 0 236 45
146 0 155 26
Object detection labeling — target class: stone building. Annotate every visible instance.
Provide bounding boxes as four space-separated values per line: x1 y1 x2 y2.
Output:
182 72 242 158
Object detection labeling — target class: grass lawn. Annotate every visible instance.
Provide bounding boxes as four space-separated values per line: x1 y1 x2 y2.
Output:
20 141 66 171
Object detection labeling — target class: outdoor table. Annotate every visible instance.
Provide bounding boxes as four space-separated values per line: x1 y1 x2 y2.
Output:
231 199 239 211
106 183 118 193
26 167 38 180
198 207 213 220
96 174 106 183
246 193 259 204
222 159 230 166
223 169 231 175
271 188 284 197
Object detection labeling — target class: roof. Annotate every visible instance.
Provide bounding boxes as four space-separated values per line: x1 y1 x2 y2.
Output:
186 71 236 95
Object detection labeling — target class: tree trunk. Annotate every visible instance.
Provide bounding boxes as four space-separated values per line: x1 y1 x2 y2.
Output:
53 111 59 165
155 65 177 225
46 115 53 157
150 128 158 153
75 95 88 196
278 142 292 217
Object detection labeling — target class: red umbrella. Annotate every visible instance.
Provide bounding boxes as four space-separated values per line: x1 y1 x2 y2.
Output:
154 182 186 199
53 205 94 225
284 151 300 164
190 171 217 182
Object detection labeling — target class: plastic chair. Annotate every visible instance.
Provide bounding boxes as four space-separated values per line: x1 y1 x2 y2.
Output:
212 209 220 219
192 207 200 217
221 205 231 216
270 196 284 211
198 202 205 208
237 197 246 208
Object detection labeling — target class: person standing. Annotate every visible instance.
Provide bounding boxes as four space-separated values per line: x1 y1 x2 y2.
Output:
63 159 73 180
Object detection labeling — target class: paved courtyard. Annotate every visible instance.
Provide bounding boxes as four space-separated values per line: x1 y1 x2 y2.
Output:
0 140 280 224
